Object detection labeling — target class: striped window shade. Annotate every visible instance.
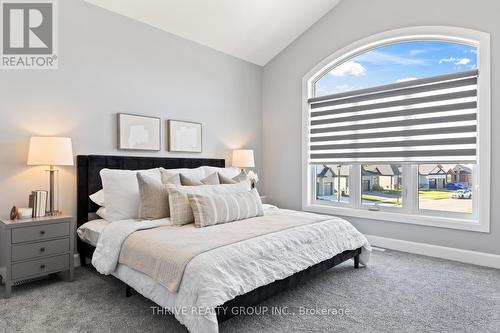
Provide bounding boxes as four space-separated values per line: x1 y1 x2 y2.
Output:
308 69 478 164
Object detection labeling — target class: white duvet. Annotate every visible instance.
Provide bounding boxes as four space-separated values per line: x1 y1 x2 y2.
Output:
92 206 371 333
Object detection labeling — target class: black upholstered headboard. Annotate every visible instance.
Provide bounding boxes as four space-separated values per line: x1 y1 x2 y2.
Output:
76 155 225 228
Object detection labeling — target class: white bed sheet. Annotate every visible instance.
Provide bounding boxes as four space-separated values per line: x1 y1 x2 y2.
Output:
77 219 109 246
92 206 371 333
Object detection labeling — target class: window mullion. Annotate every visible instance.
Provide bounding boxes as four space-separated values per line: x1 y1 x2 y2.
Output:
350 164 361 209
403 164 418 214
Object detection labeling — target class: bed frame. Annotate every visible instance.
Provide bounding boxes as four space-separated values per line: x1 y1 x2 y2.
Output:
76 155 361 323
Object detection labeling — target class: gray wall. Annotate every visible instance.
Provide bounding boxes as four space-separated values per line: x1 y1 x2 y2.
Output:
262 0 500 255
0 0 262 217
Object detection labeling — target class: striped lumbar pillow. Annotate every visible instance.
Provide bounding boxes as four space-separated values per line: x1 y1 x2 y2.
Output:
188 189 264 228
167 182 251 225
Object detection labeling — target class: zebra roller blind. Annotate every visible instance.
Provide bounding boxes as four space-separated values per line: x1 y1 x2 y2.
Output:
308 69 478 164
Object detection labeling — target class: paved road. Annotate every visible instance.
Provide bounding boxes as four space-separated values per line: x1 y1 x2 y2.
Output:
419 198 472 214
318 195 472 214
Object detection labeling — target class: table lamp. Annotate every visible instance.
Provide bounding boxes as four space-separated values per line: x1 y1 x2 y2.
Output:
27 136 73 216
232 149 255 171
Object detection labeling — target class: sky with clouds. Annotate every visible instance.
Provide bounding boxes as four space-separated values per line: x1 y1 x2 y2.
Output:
315 41 477 96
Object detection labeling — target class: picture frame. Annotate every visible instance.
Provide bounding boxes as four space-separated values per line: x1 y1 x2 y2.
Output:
167 120 202 153
117 113 161 151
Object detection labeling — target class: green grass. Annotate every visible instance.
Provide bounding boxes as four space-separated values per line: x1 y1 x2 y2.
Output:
361 189 452 205
418 190 452 200
361 194 401 206
381 189 402 195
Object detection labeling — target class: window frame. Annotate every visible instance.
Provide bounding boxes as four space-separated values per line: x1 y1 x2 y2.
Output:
302 26 491 233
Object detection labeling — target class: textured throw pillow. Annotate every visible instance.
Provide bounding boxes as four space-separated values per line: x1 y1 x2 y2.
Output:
218 170 251 188
201 172 220 185
232 170 250 183
160 167 205 184
137 173 179 220
167 182 251 225
217 172 238 184
180 172 220 186
179 174 203 186
100 168 161 221
189 189 264 228
202 166 240 179
162 173 181 186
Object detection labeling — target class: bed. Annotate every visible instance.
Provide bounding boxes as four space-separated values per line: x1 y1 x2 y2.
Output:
76 155 370 333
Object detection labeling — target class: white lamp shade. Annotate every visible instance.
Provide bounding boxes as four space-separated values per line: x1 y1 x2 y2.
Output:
232 149 255 168
27 137 74 166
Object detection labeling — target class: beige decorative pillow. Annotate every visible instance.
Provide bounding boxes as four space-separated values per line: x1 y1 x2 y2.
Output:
137 173 179 220
218 172 238 184
232 170 250 183
180 174 203 186
167 182 251 225
189 189 264 228
201 172 220 185
180 172 220 186
159 167 204 184
164 173 181 186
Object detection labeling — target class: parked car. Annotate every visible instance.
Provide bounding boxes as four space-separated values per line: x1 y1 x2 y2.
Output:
446 182 467 190
452 189 472 199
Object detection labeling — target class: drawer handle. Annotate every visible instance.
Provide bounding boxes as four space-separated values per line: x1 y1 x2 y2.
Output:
40 230 46 235
40 247 46 253
40 264 46 270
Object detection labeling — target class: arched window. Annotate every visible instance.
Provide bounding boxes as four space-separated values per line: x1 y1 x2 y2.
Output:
302 27 490 232
314 41 477 97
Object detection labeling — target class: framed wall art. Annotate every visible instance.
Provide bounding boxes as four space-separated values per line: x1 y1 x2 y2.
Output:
167 120 202 153
118 113 161 151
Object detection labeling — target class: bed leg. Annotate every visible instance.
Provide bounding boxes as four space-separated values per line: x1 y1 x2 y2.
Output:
125 285 132 297
354 254 360 269
79 255 87 267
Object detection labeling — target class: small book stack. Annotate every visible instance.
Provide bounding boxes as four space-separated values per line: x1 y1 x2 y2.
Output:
29 190 48 218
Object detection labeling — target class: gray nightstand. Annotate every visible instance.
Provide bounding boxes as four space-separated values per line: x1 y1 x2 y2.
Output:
0 215 74 298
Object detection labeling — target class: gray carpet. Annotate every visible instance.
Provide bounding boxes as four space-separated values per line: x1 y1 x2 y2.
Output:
1 250 499 333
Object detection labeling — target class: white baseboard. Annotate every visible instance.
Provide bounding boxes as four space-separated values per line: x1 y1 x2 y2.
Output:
366 235 500 269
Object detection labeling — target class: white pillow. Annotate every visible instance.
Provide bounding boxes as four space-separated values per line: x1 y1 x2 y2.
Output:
100 168 161 222
159 167 206 183
167 182 251 225
89 190 105 207
96 207 107 220
202 166 240 179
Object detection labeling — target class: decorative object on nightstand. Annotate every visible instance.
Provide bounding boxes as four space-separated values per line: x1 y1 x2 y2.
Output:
232 149 259 188
27 137 74 216
16 208 33 220
260 196 268 204
29 190 48 217
0 215 75 298
9 207 17 220
247 170 259 189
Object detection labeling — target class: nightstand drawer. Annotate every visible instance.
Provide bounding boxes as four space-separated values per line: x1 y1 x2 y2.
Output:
12 254 69 280
12 238 70 261
12 223 69 243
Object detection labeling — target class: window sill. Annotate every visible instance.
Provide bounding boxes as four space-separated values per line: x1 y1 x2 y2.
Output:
303 202 490 233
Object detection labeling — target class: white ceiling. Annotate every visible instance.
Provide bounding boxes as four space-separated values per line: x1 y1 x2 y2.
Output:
84 0 340 66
